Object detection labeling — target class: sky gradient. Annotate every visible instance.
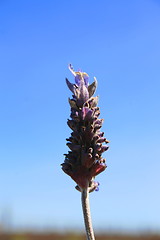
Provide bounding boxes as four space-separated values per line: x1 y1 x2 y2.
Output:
0 0 160 233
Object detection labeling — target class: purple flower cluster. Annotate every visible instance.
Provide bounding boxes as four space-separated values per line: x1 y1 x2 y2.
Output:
62 65 109 192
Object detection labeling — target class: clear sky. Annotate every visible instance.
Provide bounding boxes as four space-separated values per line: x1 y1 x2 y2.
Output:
0 0 160 233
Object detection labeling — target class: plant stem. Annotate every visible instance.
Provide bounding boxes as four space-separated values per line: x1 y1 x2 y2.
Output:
81 188 95 240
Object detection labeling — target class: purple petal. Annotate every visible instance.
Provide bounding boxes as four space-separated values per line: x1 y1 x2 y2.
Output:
75 74 81 86
83 74 89 86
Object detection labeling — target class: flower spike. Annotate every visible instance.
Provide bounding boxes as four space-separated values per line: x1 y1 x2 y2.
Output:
62 65 109 192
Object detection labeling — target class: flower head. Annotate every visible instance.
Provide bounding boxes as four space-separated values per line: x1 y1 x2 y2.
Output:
62 64 109 192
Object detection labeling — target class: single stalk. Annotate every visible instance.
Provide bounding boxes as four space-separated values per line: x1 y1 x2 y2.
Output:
81 188 95 240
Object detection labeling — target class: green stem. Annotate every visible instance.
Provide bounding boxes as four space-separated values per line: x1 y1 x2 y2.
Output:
81 188 95 240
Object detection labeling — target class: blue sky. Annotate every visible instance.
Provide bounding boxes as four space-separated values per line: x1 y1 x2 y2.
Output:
0 0 160 233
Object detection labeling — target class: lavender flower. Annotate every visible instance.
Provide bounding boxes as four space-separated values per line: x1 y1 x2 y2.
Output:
62 64 109 192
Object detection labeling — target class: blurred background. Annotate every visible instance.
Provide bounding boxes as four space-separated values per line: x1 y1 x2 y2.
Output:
0 0 160 239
